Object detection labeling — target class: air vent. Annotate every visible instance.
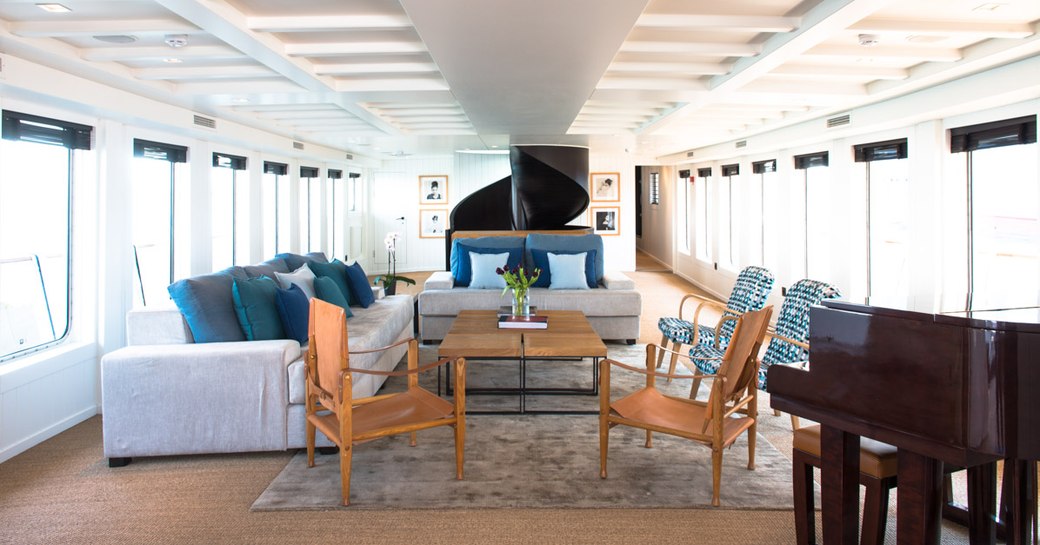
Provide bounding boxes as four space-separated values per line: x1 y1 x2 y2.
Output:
345 153 354 161
735 140 747 149
293 141 304 150
192 114 216 130
827 114 851 128
686 151 695 158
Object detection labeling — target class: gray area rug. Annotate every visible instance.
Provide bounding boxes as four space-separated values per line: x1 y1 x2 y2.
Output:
252 343 800 511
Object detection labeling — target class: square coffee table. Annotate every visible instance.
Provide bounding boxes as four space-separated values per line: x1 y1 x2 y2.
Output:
437 309 608 414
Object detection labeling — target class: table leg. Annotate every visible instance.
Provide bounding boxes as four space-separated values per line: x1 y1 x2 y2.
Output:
896 449 943 545
820 425 860 545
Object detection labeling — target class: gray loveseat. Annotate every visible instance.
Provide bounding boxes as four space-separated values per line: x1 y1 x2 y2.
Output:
418 232 641 343
100 254 413 465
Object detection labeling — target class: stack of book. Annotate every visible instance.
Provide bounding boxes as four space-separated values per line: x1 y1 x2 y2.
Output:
497 315 549 329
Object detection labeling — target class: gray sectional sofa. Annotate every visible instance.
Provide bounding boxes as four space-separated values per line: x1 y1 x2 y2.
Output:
418 231 642 343
100 253 413 465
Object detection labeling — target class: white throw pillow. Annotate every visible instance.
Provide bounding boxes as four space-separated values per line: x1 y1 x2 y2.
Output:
548 252 590 290
273 262 317 299
468 251 508 289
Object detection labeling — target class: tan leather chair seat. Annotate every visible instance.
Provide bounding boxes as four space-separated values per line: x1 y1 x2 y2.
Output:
793 424 898 478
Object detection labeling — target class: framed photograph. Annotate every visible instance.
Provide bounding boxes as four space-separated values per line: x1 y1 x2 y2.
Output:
590 172 620 202
591 206 620 236
419 175 448 204
419 208 448 238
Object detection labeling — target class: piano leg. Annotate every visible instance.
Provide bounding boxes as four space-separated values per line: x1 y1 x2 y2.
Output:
966 462 997 545
820 425 860 545
896 449 944 545
1001 459 1038 545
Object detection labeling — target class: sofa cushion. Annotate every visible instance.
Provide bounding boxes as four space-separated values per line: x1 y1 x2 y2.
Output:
243 258 289 279
450 237 524 286
547 252 592 290
274 262 316 299
310 259 355 305
344 261 375 308
167 271 246 343
275 252 327 272
469 252 509 289
275 284 309 344
232 276 286 341
526 234 605 283
314 276 354 317
530 248 596 288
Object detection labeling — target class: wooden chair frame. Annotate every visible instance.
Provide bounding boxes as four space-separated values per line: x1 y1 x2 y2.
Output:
656 292 737 376
305 298 466 506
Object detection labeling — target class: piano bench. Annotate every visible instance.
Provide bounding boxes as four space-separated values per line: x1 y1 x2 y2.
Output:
792 424 898 545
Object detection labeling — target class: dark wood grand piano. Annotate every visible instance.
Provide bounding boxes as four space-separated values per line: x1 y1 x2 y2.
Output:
768 300 1039 545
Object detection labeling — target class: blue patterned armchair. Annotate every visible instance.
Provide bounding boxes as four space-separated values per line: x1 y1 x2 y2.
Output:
656 266 774 379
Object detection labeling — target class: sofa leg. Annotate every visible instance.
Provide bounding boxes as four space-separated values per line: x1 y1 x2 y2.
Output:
626 339 636 345
317 446 340 455
108 457 132 468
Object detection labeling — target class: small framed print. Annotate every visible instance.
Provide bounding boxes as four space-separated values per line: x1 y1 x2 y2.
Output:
419 175 448 204
591 206 620 236
590 172 620 202
419 208 448 238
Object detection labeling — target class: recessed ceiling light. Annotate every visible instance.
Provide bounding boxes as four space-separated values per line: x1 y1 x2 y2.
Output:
858 34 880 47
973 3 1008 11
36 3 71 13
163 57 183 64
93 35 137 44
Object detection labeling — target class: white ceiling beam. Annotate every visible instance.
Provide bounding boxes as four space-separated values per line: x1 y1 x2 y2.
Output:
741 78 867 95
597 77 709 91
259 111 359 120
635 14 799 33
174 80 306 94
81 45 243 61
771 64 908 80
850 19 1034 39
608 61 730 75
314 62 438 75
11 19 199 37
620 41 760 56
134 65 274 80
247 15 413 32
283 42 427 56
334 78 449 92
154 0 400 134
374 109 465 116
804 45 963 61
580 106 669 115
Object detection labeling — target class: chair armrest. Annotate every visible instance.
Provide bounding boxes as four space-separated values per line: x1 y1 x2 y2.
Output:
424 271 455 290
765 330 810 351
601 357 715 381
601 271 635 290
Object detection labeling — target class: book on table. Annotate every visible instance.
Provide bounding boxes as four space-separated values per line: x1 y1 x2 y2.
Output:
497 315 549 329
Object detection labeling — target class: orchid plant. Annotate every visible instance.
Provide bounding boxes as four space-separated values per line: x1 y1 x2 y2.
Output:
373 231 414 295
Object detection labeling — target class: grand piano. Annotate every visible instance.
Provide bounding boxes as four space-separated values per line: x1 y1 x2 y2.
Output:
768 300 1039 545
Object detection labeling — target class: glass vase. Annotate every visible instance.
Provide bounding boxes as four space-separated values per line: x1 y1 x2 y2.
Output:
511 288 530 317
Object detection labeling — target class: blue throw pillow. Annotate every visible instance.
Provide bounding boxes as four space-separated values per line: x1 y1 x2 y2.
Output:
309 259 355 306
167 271 246 343
547 252 591 290
454 245 522 287
313 276 354 317
450 237 524 286
274 284 309 344
530 248 597 288
231 276 286 341
525 233 605 283
343 261 375 308
468 252 509 289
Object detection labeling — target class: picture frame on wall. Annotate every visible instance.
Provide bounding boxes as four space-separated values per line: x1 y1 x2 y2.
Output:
419 175 449 204
590 206 620 236
590 172 620 202
419 208 448 238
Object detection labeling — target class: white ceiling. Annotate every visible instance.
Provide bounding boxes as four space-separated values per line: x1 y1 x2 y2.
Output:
0 0 1038 161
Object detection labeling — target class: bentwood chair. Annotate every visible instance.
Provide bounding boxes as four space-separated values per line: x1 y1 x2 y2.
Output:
657 265 774 380
600 306 773 507
305 298 467 506
688 278 841 424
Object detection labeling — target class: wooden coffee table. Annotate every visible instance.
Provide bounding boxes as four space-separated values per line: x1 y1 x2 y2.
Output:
437 309 608 414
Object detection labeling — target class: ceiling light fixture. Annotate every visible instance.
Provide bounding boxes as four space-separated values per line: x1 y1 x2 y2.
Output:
93 35 137 44
164 34 189 48
858 34 880 47
35 3 71 13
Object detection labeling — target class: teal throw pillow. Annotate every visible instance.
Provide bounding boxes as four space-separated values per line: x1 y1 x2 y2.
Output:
167 270 246 343
309 259 355 306
547 252 591 290
313 276 354 317
468 252 509 289
232 276 287 340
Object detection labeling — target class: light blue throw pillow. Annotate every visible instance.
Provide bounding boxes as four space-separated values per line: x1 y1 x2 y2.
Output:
547 252 591 290
468 252 509 289
525 233 605 283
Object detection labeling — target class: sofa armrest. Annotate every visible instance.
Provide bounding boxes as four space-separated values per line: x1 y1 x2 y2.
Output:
424 270 455 290
602 271 635 290
372 285 385 300
126 306 193 345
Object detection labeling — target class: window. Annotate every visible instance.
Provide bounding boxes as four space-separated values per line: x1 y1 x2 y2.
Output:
131 139 189 307
677 170 691 255
327 169 345 260
694 167 712 262
649 172 660 205
857 139 910 308
793 152 830 281
211 152 248 270
0 110 91 361
262 161 288 258
754 159 779 272
719 164 740 269
299 166 321 253
952 115 1038 310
